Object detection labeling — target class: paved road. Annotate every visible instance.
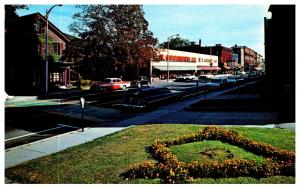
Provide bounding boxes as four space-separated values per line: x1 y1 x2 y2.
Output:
4 79 275 150
4 79 202 149
103 80 279 127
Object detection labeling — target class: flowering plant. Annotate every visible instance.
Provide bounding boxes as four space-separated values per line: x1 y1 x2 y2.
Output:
123 126 295 183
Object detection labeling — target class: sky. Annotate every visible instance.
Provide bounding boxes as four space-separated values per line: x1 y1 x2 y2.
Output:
16 4 269 56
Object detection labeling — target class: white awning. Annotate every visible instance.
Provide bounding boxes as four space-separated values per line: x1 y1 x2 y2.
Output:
153 65 198 71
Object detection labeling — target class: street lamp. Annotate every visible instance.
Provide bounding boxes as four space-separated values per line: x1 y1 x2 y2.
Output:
45 4 62 94
167 34 179 82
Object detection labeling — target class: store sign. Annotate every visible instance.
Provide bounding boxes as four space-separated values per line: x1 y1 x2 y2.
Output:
157 49 218 68
159 54 196 62
198 58 218 64
232 53 238 62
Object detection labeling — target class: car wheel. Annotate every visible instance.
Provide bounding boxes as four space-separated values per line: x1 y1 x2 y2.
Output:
121 85 127 90
137 83 141 88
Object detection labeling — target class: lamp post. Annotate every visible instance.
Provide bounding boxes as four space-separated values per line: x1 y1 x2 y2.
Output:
45 4 62 94
167 34 179 82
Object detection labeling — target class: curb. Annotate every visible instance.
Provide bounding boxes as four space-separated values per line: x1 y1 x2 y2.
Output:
5 127 84 152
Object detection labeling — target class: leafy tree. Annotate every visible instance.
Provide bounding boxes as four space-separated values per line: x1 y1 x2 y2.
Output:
67 5 158 80
61 38 85 83
5 5 28 20
159 37 191 49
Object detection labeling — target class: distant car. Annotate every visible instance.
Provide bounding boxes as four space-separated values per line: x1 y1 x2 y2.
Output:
247 72 257 79
205 78 228 88
90 78 131 91
131 76 150 88
227 75 244 85
115 87 182 109
174 76 193 82
184 74 198 80
175 74 197 82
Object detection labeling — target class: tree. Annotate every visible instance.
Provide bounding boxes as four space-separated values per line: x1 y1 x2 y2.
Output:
159 37 191 49
61 38 85 83
5 5 28 20
67 5 158 80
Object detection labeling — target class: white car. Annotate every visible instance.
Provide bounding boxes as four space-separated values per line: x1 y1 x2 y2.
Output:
182 74 198 80
175 74 198 82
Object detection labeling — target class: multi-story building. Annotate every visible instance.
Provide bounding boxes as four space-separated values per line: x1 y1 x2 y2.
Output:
5 12 71 95
177 43 233 72
254 52 263 70
232 45 256 72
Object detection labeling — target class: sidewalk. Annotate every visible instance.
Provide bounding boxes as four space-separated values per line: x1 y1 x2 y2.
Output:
5 127 128 169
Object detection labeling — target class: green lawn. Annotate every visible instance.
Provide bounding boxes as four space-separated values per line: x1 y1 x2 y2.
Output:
170 140 266 165
5 124 295 184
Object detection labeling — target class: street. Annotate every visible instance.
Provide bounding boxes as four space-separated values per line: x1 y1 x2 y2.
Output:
5 78 278 150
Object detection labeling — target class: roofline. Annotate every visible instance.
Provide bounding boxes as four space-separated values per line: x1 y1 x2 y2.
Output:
20 12 70 43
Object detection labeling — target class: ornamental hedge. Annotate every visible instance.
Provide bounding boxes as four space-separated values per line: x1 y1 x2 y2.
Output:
122 126 295 183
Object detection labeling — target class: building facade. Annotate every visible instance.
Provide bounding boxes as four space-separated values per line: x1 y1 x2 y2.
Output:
151 49 219 79
176 43 234 73
232 45 256 72
5 12 71 95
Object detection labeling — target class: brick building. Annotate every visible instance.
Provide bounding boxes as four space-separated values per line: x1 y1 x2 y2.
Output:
232 45 256 72
176 43 233 72
5 12 71 95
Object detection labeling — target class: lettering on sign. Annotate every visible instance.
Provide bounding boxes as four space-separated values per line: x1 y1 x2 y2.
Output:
159 54 216 64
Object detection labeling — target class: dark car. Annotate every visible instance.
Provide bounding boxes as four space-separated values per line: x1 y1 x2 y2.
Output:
115 87 183 109
131 76 150 88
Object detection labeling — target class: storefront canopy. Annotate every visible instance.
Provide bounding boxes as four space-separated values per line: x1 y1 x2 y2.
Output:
153 65 198 71
197 66 221 71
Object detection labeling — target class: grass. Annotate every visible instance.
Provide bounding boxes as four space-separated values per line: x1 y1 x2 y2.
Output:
5 124 295 184
170 141 265 165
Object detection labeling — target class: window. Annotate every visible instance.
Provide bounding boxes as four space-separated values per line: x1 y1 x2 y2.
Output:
34 20 44 34
53 43 61 55
50 72 60 82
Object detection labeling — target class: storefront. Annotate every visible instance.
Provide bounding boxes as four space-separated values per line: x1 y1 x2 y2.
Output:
151 49 219 79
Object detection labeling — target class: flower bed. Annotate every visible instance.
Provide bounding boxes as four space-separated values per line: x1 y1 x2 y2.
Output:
123 126 295 183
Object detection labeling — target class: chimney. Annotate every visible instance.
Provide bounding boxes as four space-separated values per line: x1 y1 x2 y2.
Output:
199 39 202 47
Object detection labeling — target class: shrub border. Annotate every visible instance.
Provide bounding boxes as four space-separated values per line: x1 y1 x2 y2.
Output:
123 126 295 183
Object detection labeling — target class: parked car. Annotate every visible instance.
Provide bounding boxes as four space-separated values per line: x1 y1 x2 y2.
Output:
227 75 244 85
183 74 198 80
90 78 131 91
205 78 228 88
175 74 197 82
131 76 150 88
115 87 183 109
247 72 258 79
